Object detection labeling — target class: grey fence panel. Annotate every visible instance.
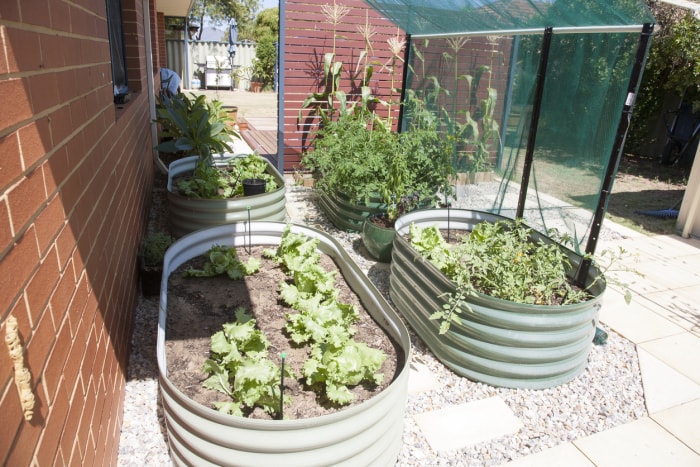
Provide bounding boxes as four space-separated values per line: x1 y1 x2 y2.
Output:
165 40 256 91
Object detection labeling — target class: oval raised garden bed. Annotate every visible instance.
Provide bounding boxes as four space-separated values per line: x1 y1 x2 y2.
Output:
167 155 287 237
389 208 606 389
157 221 411 466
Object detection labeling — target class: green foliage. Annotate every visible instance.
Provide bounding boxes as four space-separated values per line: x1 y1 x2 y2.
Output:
202 308 292 417
140 232 175 268
264 225 323 273
629 6 700 150
252 7 279 42
198 226 390 412
188 0 261 41
264 226 387 405
303 340 386 405
176 153 278 199
297 3 393 127
252 35 276 85
406 38 502 173
184 244 261 279
155 93 236 168
410 220 594 333
303 112 454 215
303 113 396 206
644 11 700 107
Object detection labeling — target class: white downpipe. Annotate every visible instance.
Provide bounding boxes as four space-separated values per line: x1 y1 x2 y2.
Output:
679 143 700 238
143 0 163 173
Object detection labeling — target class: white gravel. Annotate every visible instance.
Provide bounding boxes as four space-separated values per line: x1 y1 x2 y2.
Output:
117 177 646 466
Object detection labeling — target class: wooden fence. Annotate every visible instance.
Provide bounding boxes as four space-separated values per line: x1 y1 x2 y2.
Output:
281 0 406 170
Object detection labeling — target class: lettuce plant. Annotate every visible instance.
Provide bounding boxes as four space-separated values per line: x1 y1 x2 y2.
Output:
265 226 387 405
202 308 292 417
184 244 261 279
200 226 389 414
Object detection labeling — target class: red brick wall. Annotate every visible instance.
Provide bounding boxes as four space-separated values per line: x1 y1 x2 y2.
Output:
282 0 406 171
157 12 167 70
0 0 155 464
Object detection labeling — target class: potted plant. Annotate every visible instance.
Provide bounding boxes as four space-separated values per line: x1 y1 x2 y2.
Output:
155 93 286 237
157 222 411 465
155 92 235 170
389 208 617 389
138 231 174 296
303 112 394 231
298 16 456 236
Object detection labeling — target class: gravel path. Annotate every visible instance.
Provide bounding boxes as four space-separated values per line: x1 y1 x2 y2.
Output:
117 177 646 466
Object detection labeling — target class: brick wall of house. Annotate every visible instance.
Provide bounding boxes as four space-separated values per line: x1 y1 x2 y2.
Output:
282 0 406 171
157 13 167 70
0 0 155 464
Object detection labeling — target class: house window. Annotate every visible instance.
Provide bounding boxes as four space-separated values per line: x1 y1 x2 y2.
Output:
106 0 130 104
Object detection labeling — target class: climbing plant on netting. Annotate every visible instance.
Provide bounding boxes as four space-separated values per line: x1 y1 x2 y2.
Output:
368 0 655 260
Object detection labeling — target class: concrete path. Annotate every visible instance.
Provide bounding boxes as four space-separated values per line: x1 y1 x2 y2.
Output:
504 228 700 465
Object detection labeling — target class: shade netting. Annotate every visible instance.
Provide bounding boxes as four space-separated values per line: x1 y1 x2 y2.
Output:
367 0 655 254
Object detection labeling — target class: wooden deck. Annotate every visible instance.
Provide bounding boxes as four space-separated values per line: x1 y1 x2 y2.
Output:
241 129 278 166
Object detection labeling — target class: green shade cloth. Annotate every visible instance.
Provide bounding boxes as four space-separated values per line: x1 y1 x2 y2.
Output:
365 0 655 37
367 0 655 252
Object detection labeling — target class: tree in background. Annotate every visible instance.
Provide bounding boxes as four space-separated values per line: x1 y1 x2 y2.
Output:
188 0 262 40
251 8 279 87
252 7 279 41
627 3 700 154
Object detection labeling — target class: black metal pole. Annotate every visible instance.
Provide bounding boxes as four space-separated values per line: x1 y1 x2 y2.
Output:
576 23 654 286
397 34 412 132
516 27 553 219
279 352 286 420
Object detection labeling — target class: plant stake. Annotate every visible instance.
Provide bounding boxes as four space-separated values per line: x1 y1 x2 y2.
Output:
447 200 451 243
279 352 287 420
246 206 251 254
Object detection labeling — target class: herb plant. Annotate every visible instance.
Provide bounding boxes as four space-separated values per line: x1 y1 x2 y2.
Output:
202 308 293 417
304 112 454 215
140 232 175 269
409 219 594 333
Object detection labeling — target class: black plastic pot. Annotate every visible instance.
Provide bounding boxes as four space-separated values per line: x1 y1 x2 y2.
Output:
242 178 266 196
139 257 162 297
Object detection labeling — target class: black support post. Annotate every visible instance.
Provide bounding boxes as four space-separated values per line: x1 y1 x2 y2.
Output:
397 34 412 132
516 27 553 219
576 23 654 286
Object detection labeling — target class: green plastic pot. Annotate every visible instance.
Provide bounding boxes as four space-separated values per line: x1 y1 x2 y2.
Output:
361 216 395 262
